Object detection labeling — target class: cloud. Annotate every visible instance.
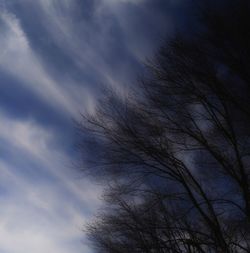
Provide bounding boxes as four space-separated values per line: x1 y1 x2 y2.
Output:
0 111 101 253
0 164 93 253
0 10 93 116
0 1 178 252
101 0 146 5
0 109 101 205
0 0 174 121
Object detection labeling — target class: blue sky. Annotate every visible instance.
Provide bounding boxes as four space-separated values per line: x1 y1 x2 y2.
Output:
0 0 185 252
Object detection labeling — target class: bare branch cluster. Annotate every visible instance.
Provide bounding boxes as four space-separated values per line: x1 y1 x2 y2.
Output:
77 1 250 252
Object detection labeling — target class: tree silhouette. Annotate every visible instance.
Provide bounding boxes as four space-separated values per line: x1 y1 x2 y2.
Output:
77 1 250 252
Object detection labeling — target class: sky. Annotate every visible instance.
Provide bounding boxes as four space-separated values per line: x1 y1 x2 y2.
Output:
0 0 186 252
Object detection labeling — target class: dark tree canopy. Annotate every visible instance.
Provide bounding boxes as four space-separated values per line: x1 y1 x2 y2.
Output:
77 1 250 252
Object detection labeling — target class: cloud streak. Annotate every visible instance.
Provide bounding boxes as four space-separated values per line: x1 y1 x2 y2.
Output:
0 9 92 117
0 111 100 253
0 0 177 252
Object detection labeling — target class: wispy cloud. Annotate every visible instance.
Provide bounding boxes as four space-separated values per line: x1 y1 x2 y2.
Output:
0 111 101 253
0 164 94 253
0 1 174 252
0 10 93 116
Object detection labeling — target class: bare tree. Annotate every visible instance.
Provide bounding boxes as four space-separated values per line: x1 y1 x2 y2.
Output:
77 1 250 252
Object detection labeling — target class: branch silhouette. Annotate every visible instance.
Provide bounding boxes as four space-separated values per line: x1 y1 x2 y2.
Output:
77 1 250 252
